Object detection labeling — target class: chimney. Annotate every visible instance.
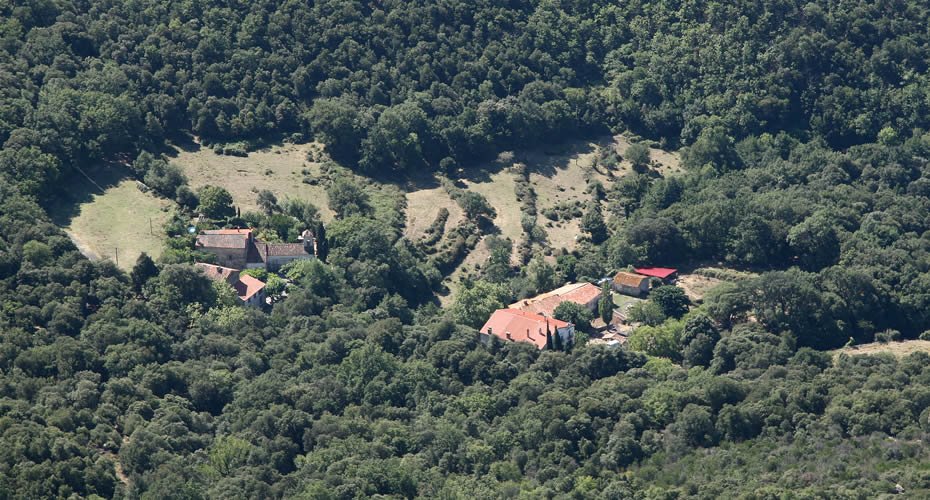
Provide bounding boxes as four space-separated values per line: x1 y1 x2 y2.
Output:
505 331 512 340
527 328 532 340
303 231 315 254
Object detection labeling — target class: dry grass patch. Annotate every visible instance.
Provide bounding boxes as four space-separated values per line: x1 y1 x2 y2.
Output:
614 134 683 176
172 141 335 221
676 273 725 303
440 235 492 307
833 340 930 359
543 218 581 252
404 187 463 241
460 170 522 246
66 180 172 269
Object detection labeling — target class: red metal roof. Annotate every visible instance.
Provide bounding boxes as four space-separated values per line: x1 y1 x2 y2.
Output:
480 309 570 349
634 267 678 279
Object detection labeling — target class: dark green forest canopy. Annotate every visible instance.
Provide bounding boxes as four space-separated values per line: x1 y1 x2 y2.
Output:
4 0 930 191
4 0 930 498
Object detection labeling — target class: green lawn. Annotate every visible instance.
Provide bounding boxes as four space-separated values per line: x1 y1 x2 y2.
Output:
613 293 644 309
65 179 172 269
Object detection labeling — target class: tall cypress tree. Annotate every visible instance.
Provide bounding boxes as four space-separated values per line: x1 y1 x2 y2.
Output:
599 281 613 323
314 221 328 262
553 327 564 351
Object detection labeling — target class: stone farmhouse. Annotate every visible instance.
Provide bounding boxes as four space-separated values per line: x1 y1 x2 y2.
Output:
479 309 574 350
612 271 650 297
194 263 266 307
195 228 314 271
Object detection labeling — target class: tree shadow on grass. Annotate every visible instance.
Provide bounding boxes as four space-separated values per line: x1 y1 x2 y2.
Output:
518 136 609 179
46 162 131 227
454 136 609 185
162 132 202 157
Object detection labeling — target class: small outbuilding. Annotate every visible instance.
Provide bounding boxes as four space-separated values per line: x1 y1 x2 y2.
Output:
613 271 650 297
634 267 678 283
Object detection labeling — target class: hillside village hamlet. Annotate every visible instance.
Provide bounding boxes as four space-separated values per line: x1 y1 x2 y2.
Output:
191 224 680 344
480 267 679 351
193 228 317 307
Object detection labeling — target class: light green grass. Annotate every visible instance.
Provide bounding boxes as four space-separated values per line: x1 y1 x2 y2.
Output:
461 170 523 248
66 180 172 269
613 293 644 308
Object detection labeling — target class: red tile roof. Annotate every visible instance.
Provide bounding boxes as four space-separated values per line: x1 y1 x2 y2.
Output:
561 282 602 305
614 271 649 287
480 309 570 349
194 263 240 284
634 267 678 279
510 282 602 317
234 274 265 301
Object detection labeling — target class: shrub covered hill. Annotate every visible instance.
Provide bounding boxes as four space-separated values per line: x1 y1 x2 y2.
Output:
5 0 930 498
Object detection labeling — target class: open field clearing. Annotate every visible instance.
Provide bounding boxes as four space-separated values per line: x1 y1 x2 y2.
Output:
404 186 464 241
525 142 600 252
171 142 335 221
833 340 930 359
440 235 493 306
677 273 725 303
433 134 681 297
460 170 523 249
64 179 172 269
614 134 683 176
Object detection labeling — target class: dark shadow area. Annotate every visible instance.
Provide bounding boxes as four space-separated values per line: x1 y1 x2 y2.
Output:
162 132 201 156
46 162 131 226
519 136 609 179
452 136 611 185
476 217 500 235
366 166 443 192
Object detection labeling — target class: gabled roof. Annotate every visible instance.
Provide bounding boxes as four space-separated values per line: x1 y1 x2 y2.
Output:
561 282 603 304
263 242 311 257
234 274 265 301
202 228 253 236
510 282 602 317
480 309 570 349
196 233 249 250
634 267 678 279
194 263 240 285
614 271 649 287
250 242 312 262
